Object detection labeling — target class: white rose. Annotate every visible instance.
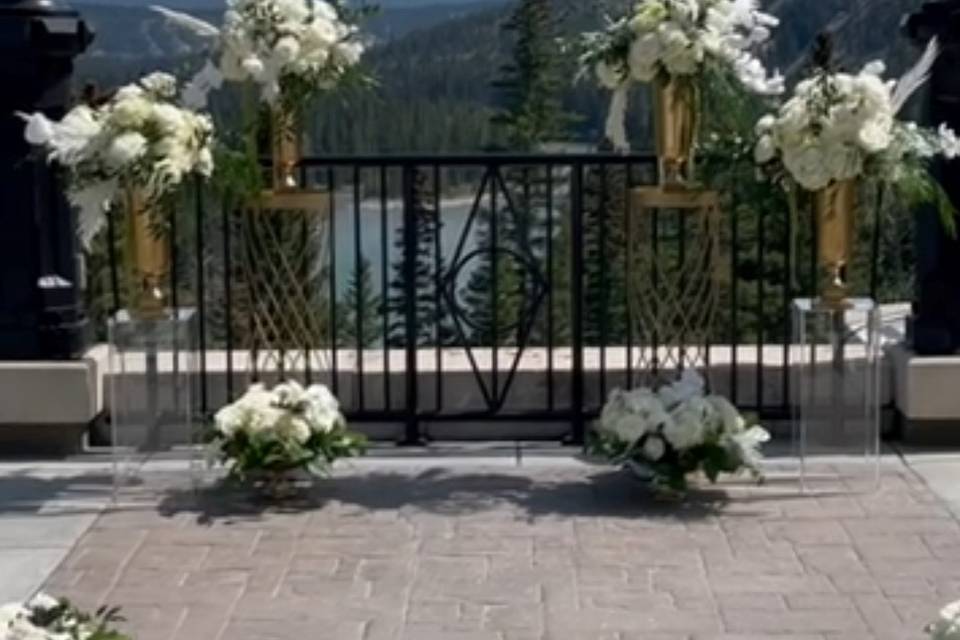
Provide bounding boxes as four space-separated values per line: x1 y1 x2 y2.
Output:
783 143 832 191
595 60 625 90
628 33 661 82
939 124 960 160
825 143 864 182
611 413 649 444
140 71 178 98
306 16 339 48
642 435 666 461
663 407 704 450
707 395 745 434
754 134 776 164
333 41 364 66
857 117 893 153
27 592 60 611
105 131 148 169
274 36 301 65
111 96 153 128
241 55 266 80
755 114 776 136
151 103 187 135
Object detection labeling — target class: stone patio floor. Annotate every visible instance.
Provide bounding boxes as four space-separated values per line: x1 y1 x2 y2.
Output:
4 452 960 639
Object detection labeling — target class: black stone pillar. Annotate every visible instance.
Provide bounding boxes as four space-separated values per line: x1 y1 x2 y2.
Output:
0 0 92 359
906 1 960 355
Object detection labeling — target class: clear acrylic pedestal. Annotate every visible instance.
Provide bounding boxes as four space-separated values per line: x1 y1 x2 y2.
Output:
792 298 881 494
108 309 200 502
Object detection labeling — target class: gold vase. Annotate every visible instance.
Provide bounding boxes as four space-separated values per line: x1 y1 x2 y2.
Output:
654 76 699 189
272 107 301 191
815 179 857 309
125 189 169 318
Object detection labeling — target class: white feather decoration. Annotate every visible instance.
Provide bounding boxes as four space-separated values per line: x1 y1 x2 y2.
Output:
150 5 220 42
606 85 630 153
892 36 939 114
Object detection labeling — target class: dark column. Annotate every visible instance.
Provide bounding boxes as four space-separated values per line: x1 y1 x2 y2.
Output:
906 1 960 355
0 0 92 360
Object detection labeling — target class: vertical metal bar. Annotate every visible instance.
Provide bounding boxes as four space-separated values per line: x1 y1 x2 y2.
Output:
757 205 766 412
433 163 443 413
354 166 365 411
401 164 420 444
222 201 234 402
546 163 555 412
380 164 391 412
194 177 208 414
328 168 339 396
625 162 634 388
570 162 586 445
730 193 739 405
598 163 609 399
782 198 793 412
870 184 885 302
490 165 500 410
678 205 687 371
651 207 660 378
301 164 311 385
106 207 121 315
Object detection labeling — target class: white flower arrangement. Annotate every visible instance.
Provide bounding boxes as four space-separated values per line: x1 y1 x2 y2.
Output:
928 600 960 640
210 380 365 483
19 72 215 248
591 371 770 492
581 0 784 150
1 593 130 639
754 42 960 201
152 0 366 108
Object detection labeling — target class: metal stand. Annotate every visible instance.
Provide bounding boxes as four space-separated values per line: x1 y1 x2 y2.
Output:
792 298 881 494
627 187 721 385
108 309 198 502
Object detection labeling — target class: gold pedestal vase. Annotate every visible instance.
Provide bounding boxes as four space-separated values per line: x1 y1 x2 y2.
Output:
124 189 169 318
815 179 857 310
654 76 699 190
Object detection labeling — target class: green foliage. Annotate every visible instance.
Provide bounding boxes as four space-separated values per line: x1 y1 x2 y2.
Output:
212 422 367 481
491 0 577 150
339 257 381 348
29 598 131 640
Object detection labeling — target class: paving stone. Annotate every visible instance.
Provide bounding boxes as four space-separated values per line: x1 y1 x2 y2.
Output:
23 461 960 640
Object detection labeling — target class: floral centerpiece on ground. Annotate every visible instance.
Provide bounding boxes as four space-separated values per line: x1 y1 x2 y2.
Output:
753 41 960 198
580 0 784 152
19 72 215 249
927 599 960 639
590 371 770 493
1 593 130 640
210 380 366 495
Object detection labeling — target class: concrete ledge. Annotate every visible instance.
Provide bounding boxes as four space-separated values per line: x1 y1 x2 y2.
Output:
0 360 99 425
891 344 960 444
0 358 100 455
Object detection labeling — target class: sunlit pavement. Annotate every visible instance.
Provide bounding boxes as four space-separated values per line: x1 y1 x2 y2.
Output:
2 450 959 639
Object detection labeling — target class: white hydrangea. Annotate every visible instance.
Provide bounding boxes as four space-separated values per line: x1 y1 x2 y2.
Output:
218 0 365 105
214 381 345 444
755 58 960 191
19 73 215 249
928 599 960 640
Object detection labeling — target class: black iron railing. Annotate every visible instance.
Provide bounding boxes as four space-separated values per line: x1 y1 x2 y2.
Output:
104 152 886 444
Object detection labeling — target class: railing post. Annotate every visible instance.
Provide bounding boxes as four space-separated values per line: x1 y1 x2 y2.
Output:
569 162 586 446
400 164 423 445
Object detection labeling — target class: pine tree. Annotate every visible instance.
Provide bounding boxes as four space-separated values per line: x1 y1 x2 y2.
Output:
582 152 630 346
338 257 380 348
458 205 527 347
386 169 454 347
491 0 574 151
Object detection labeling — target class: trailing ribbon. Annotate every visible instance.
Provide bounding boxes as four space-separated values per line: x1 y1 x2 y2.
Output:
606 84 630 153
